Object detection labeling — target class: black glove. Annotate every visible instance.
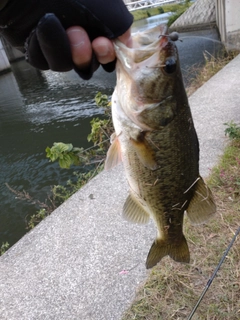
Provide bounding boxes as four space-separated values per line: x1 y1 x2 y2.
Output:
0 0 133 79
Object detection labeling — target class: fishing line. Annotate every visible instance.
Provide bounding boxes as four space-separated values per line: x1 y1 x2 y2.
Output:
179 36 240 51
187 226 240 320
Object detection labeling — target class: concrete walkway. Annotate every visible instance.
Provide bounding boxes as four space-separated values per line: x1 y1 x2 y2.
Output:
1 54 240 320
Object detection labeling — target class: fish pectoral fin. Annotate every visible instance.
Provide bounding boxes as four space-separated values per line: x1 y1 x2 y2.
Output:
186 176 216 225
146 236 190 269
104 135 122 170
123 193 150 224
130 138 158 170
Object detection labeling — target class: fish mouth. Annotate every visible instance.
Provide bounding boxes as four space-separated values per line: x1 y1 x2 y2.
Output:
113 25 176 70
113 24 179 130
131 24 169 48
113 25 171 58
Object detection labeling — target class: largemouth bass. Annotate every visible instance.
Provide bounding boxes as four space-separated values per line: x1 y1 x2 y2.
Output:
105 25 216 269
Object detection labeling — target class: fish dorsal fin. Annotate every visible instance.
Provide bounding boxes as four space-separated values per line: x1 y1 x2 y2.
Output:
186 176 216 225
104 134 122 170
123 193 150 224
130 138 158 170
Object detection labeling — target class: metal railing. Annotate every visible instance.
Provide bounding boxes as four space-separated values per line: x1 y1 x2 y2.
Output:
125 0 177 11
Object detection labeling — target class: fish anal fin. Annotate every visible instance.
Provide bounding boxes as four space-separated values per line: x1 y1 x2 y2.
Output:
104 135 122 170
186 176 216 225
146 235 190 269
130 138 158 170
123 193 150 224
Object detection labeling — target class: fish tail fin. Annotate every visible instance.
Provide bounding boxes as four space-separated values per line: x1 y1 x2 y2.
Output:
146 236 190 269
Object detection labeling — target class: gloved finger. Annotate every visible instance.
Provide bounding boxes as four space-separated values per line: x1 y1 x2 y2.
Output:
92 37 115 65
67 27 93 69
118 29 133 48
26 13 73 72
91 37 116 74
73 53 100 80
98 29 133 74
67 26 100 80
25 28 49 70
91 28 133 74
101 60 116 73
67 28 116 77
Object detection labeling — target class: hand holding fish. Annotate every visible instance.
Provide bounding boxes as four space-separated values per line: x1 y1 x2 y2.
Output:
0 0 133 79
67 26 132 70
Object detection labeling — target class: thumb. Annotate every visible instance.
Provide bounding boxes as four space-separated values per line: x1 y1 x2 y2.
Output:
118 29 132 47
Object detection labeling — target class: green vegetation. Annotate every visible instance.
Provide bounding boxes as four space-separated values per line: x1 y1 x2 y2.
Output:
3 92 113 233
132 6 165 21
131 1 192 23
167 0 191 26
46 93 112 170
186 51 239 96
46 143 83 169
27 209 49 230
0 242 9 256
24 92 113 230
122 128 240 320
208 125 240 192
224 122 240 140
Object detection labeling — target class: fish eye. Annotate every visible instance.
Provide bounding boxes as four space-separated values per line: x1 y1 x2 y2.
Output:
163 57 177 74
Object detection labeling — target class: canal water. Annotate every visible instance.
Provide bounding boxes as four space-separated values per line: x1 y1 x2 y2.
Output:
0 15 224 247
0 62 116 246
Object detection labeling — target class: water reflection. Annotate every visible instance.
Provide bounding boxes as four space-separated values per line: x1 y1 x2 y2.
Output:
0 60 115 246
131 12 173 33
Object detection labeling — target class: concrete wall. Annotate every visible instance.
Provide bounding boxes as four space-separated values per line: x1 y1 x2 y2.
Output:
216 0 240 50
171 0 216 31
0 36 24 62
0 39 11 73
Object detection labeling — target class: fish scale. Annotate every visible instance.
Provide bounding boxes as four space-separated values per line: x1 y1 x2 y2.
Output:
105 25 216 268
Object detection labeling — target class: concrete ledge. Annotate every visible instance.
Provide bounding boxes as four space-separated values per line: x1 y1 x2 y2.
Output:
171 0 216 29
0 165 155 320
190 54 240 177
170 22 217 33
0 67 12 76
1 55 240 320
0 39 11 74
170 0 217 34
